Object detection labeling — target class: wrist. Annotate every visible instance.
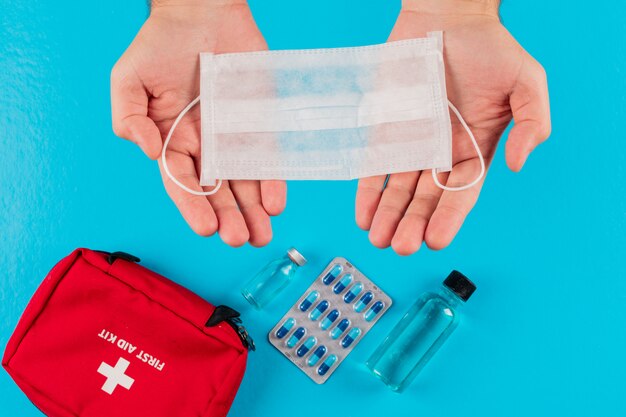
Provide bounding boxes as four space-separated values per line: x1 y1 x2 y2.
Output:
152 0 246 6
402 0 500 18
150 0 248 20
151 0 247 13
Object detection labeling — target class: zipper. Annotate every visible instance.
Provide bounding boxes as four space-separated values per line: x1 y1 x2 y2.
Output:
96 251 254 350
206 305 255 351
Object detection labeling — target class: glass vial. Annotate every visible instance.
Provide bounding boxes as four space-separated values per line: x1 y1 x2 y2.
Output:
241 248 307 309
366 270 476 392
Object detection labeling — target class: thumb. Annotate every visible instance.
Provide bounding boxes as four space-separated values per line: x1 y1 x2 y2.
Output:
505 56 551 172
110 62 162 159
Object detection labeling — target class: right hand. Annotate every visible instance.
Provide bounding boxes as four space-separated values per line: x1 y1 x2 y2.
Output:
111 0 286 247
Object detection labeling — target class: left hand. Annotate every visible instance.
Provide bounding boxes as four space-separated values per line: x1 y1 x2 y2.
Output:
355 0 551 255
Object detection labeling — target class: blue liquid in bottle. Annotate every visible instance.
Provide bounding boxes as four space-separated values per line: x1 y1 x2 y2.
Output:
366 271 476 392
241 248 307 309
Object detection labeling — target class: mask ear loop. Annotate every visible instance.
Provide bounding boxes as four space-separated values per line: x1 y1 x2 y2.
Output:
432 100 486 191
161 95 223 196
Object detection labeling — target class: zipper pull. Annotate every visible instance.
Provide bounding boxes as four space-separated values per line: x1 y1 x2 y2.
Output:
206 305 255 351
226 317 256 351
106 251 141 265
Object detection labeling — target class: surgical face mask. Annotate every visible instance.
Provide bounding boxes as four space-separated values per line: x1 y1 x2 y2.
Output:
162 31 484 196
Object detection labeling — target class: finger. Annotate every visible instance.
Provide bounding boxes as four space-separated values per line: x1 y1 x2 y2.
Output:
260 180 287 216
425 159 489 250
391 170 445 256
158 151 218 237
207 181 250 247
505 57 551 172
111 61 162 159
355 175 388 230
368 172 420 248
230 181 273 247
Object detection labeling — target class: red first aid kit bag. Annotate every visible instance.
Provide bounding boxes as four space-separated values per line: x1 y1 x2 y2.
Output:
3 248 253 417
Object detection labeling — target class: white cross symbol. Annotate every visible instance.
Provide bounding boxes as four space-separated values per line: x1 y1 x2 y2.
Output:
97 357 135 395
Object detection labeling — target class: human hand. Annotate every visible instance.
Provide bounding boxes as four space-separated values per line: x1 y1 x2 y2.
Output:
111 0 285 246
356 0 551 255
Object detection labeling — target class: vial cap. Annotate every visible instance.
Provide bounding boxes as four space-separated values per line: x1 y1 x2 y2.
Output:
443 270 476 302
287 248 307 266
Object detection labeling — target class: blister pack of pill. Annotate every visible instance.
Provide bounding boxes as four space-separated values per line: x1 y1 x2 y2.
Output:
268 257 392 384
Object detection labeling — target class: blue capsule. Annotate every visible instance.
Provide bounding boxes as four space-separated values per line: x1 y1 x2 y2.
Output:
330 318 350 340
275 317 296 339
297 336 317 357
343 282 363 303
286 327 306 348
319 309 340 330
353 291 373 313
317 354 337 376
322 264 343 285
333 274 353 294
309 300 329 321
364 301 385 322
307 345 327 367
299 291 319 312
341 327 362 348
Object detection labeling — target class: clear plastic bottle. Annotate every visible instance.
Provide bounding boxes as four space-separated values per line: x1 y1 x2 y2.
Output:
366 270 476 392
241 248 307 309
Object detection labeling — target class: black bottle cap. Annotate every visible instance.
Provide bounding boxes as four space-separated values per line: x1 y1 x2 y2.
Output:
443 270 476 302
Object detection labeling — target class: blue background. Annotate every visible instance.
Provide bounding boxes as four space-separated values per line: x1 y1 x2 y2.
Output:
1 1 625 416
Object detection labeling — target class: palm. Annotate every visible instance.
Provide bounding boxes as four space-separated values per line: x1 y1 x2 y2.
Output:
355 8 550 255
112 3 286 246
137 9 266 150
391 12 522 178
